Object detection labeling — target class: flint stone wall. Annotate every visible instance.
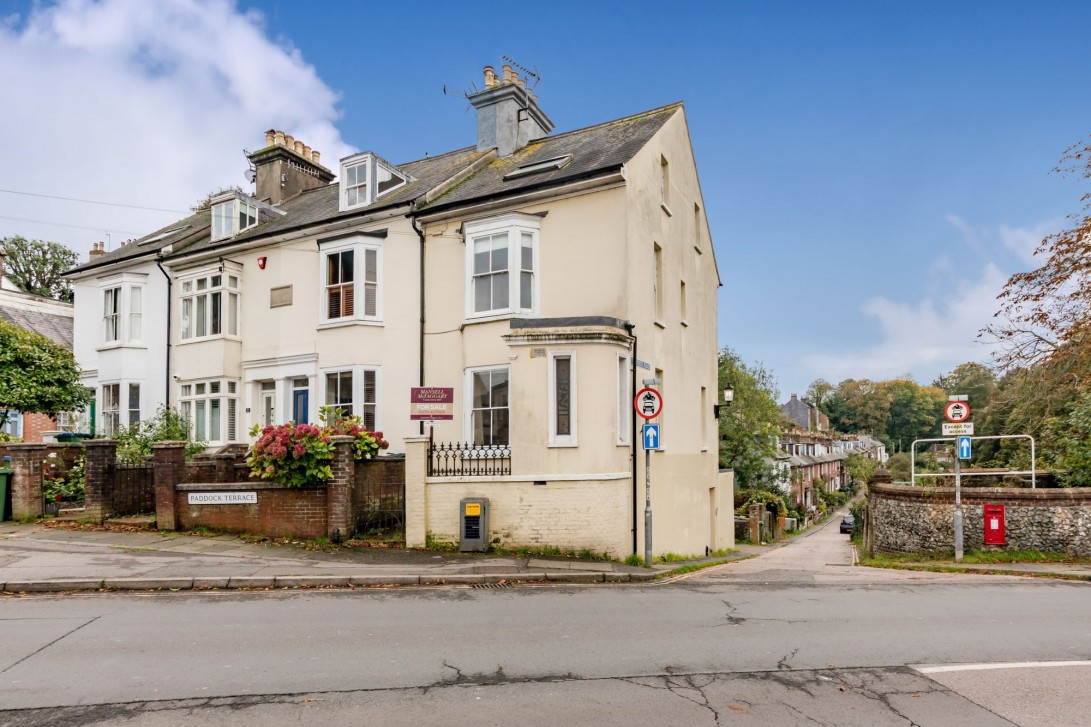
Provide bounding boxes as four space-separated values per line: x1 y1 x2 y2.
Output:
868 483 1091 556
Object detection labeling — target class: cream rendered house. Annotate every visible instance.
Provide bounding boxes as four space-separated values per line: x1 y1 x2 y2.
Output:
72 64 728 557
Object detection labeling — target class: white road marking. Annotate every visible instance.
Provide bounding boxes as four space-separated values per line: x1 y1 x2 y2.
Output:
915 660 1091 674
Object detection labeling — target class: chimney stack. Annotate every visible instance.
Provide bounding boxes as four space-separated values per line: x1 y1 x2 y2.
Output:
468 61 554 157
247 129 335 205
88 241 106 261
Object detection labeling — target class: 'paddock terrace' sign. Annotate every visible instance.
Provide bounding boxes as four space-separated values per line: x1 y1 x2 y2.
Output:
187 492 258 505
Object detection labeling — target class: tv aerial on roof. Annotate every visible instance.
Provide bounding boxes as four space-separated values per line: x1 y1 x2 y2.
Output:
502 56 542 87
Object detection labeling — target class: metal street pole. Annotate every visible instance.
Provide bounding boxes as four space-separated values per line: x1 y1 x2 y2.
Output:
644 448 653 567
954 452 964 563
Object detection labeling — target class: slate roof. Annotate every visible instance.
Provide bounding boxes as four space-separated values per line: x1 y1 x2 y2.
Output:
0 290 73 349
67 101 682 271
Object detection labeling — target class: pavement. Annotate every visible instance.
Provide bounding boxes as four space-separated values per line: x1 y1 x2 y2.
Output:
0 519 1086 594
0 520 762 593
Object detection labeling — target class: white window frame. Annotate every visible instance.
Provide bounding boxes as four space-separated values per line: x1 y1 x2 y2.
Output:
548 351 577 447
320 366 381 432
179 268 241 342
342 158 370 210
617 354 631 446
464 213 540 321
339 154 409 211
465 365 511 446
178 378 239 445
318 236 383 325
101 382 121 436
210 195 258 241
127 382 141 426
103 286 120 343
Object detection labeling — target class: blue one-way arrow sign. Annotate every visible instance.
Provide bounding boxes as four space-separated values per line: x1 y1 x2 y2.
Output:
957 436 972 460
642 423 661 450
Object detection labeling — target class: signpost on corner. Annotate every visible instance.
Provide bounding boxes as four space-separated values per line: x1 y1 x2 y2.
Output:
946 395 970 563
635 386 664 567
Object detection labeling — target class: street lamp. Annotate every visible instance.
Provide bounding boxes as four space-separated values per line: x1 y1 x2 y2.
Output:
714 384 734 418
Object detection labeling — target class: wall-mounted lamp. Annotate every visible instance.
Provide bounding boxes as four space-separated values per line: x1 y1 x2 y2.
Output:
714 384 735 418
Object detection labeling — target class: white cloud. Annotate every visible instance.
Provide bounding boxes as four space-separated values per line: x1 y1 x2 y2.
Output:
803 263 1007 384
0 0 352 257
998 220 1059 266
946 213 982 251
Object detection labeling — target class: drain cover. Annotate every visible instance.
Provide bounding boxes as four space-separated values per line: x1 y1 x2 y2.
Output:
472 582 512 589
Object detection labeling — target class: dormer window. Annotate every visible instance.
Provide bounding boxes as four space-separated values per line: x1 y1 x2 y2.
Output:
210 192 259 241
339 153 409 211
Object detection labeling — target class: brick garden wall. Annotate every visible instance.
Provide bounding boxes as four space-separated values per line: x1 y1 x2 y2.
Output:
867 482 1091 555
175 482 329 540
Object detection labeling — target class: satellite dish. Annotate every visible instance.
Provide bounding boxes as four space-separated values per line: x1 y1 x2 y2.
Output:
244 168 256 183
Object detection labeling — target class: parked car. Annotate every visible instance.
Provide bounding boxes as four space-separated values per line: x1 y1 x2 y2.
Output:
839 515 855 534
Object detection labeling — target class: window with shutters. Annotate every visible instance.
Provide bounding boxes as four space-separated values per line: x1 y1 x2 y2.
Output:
464 213 539 320
322 366 380 431
319 237 382 325
180 269 240 341
179 379 239 444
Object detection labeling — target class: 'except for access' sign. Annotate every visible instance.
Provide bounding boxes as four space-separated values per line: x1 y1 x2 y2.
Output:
943 422 975 436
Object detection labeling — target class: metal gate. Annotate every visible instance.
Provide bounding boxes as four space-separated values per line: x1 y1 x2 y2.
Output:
110 461 156 515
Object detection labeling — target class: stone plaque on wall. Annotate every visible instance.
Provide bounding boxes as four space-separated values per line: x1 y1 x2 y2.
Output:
270 285 293 308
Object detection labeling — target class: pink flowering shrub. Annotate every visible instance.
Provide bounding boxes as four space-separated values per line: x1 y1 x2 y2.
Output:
245 408 391 487
246 422 333 487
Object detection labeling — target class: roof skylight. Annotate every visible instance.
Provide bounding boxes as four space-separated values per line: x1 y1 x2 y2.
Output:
503 155 572 180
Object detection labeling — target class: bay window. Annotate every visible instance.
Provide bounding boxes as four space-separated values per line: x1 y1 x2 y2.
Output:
319 237 381 323
181 272 240 340
323 367 379 430
180 379 239 444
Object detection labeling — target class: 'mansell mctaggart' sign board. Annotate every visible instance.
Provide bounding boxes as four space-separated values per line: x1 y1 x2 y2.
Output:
410 387 454 421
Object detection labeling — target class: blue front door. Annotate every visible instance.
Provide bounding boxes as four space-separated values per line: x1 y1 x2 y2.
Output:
293 389 309 424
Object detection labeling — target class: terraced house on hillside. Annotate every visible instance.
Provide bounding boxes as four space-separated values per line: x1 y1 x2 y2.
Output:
65 63 727 557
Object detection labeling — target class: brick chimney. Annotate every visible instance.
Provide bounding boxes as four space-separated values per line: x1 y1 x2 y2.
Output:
468 63 554 157
88 241 106 261
247 130 335 205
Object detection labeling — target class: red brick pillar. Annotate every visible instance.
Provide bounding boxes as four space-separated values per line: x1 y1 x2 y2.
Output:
327 435 355 541
83 439 117 523
214 454 235 483
8 443 46 520
152 441 186 531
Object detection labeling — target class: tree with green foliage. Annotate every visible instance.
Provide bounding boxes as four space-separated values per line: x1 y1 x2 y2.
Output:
805 378 835 414
883 379 945 453
844 452 878 486
1053 392 1091 485
932 362 997 414
718 347 788 488
0 236 79 302
0 318 92 427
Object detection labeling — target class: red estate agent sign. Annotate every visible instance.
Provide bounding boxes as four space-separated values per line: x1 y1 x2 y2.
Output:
944 401 971 423
410 387 454 421
635 387 664 420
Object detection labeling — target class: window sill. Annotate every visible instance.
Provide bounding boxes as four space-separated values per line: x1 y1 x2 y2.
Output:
317 319 384 331
463 312 533 326
96 342 147 352
548 442 579 448
660 203 673 217
177 336 241 345
653 320 666 330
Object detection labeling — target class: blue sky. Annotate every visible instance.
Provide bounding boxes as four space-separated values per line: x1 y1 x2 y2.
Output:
2 0 1089 399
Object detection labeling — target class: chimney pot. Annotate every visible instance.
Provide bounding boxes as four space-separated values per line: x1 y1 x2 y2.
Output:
265 129 275 147
274 130 285 146
303 144 312 160
312 149 321 165
88 241 106 261
502 64 513 84
293 140 304 155
484 65 496 87
284 134 295 150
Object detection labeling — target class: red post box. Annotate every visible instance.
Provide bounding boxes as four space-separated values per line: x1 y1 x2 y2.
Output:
983 503 1006 546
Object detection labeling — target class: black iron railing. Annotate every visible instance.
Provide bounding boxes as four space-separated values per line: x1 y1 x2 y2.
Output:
110 460 156 515
428 442 511 477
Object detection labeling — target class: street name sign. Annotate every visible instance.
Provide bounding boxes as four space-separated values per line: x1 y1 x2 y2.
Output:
642 424 661 450
943 422 974 436
945 401 971 423
635 387 664 420
957 436 972 460
188 492 257 505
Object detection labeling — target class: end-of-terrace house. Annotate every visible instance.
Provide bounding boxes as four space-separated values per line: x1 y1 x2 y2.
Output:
66 63 727 557
0 249 78 441
781 394 828 432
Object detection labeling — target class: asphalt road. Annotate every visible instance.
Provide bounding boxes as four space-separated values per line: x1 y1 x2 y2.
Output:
1 516 1089 726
